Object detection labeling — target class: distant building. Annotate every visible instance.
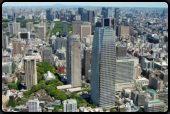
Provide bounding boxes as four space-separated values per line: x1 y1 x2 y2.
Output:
13 39 22 54
8 21 20 35
26 22 33 32
43 71 56 80
87 10 94 23
62 99 77 112
62 21 67 37
102 18 111 27
81 25 91 41
4 36 8 49
38 26 45 40
144 99 165 112
114 8 120 24
24 56 37 90
120 26 130 37
41 47 52 64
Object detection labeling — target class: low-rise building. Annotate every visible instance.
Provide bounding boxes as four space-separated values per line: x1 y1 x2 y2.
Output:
43 71 55 80
62 99 77 112
144 99 165 112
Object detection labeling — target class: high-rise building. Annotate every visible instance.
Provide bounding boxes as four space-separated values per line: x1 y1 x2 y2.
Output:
101 7 108 18
27 98 40 112
131 90 145 106
84 47 91 79
24 56 37 90
82 9 88 21
120 26 130 37
2 62 13 74
111 18 116 30
54 37 67 50
88 10 94 23
62 99 77 112
38 26 45 40
2 28 4 49
93 17 99 24
91 27 116 109
66 33 81 87
78 8 84 20
81 25 91 41
114 8 120 24
13 39 22 54
41 47 52 64
4 36 8 49
8 21 20 35
72 21 83 37
46 8 53 20
107 7 112 17
71 14 75 22
75 15 81 21
26 22 33 32
62 21 67 37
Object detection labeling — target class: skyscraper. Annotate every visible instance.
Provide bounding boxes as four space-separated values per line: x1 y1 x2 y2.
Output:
26 22 34 32
2 28 4 49
66 33 81 87
13 39 22 54
38 26 45 40
24 56 37 90
62 21 67 37
114 8 120 24
81 25 91 41
82 9 88 21
84 47 91 79
102 18 112 27
107 7 112 17
8 21 20 35
78 8 84 20
46 8 53 20
88 10 94 23
41 47 52 64
91 27 116 109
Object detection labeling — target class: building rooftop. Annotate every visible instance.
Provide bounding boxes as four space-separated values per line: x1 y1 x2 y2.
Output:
148 89 156 94
150 101 161 104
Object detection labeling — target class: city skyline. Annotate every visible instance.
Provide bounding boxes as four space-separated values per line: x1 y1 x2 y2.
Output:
2 2 168 8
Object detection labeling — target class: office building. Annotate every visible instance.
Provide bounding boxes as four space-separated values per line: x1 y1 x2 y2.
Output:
24 56 37 90
27 98 40 112
26 22 33 32
96 21 102 27
111 18 116 30
54 37 67 50
46 8 53 21
2 28 4 49
82 9 88 21
71 14 75 22
114 8 120 24
84 47 91 79
107 7 112 17
13 39 22 54
41 47 52 64
144 99 165 112
62 99 77 112
149 75 163 90
134 66 142 79
116 24 121 37
4 36 8 49
116 46 127 57
93 17 99 24
81 25 91 41
38 26 45 40
120 26 130 37
131 90 145 106
8 21 20 35
101 7 108 18
91 27 116 109
78 8 84 20
2 62 13 74
62 21 67 37
75 15 81 21
141 58 154 70
72 21 83 36
66 33 81 87
88 10 94 23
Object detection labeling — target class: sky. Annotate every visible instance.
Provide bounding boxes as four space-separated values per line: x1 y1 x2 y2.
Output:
2 2 168 8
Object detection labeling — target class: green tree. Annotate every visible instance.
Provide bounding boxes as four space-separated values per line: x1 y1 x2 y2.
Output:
7 99 16 107
54 106 59 112
12 80 15 83
8 83 17 90
139 108 143 112
31 85 39 92
142 86 147 91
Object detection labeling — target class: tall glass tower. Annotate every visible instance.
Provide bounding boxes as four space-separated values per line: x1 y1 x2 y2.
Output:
91 27 116 109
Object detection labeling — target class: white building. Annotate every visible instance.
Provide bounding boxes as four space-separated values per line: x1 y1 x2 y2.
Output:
62 99 77 112
27 98 41 112
134 76 149 88
43 71 56 80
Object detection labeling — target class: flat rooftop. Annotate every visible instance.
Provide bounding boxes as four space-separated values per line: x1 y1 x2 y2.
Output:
150 101 161 104
148 89 156 94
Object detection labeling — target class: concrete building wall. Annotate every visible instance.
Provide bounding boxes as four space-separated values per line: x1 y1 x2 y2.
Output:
84 48 91 79
38 26 45 40
120 26 130 37
81 25 91 41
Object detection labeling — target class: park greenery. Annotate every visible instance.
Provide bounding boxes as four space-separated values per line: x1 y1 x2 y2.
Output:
12 64 17 74
50 21 72 37
139 107 144 112
9 34 16 38
110 108 118 112
7 99 16 107
8 80 21 90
